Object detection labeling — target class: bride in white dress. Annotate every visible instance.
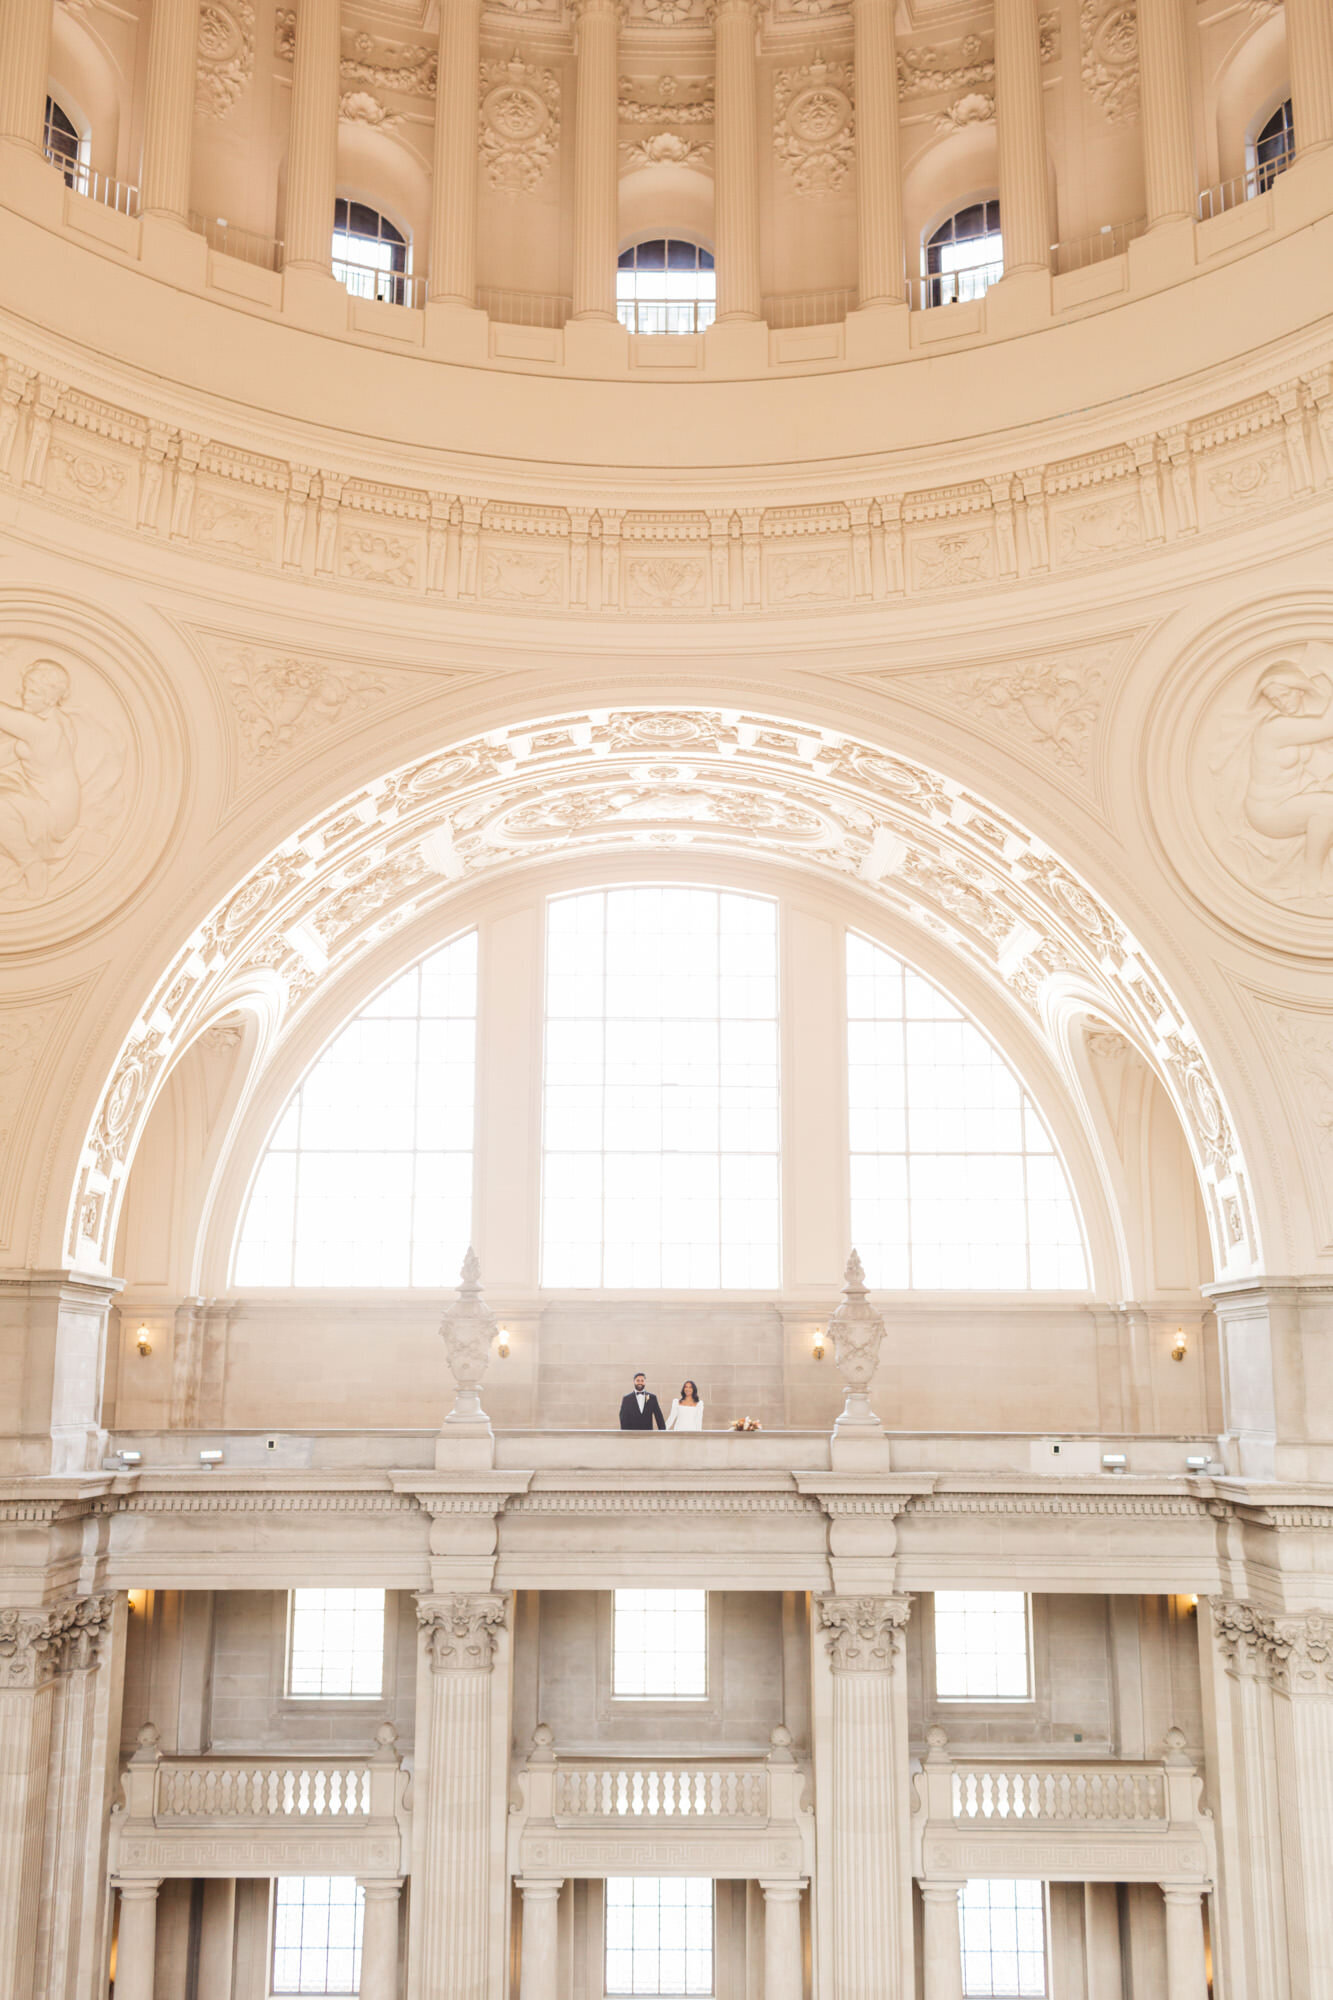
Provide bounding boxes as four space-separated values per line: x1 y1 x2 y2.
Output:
665 1379 704 1431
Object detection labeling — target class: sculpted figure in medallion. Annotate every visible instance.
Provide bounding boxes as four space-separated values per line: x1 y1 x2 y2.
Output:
0 659 127 902
1203 644 1333 908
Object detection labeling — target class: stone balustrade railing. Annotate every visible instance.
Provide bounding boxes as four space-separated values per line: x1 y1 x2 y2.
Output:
553 1760 770 1822
155 1759 373 1819
951 1762 1167 1825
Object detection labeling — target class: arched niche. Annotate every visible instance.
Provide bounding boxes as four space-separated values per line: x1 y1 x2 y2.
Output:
618 162 715 258
334 121 431 264
1212 9 1288 184
49 7 124 178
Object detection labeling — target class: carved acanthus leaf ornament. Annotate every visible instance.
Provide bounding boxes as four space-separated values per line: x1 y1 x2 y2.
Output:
417 1593 507 1671
479 53 560 194
0 1594 114 1687
773 55 855 196
1214 1600 1333 1696
817 1594 912 1672
1081 0 1138 125
196 0 255 117
216 644 390 763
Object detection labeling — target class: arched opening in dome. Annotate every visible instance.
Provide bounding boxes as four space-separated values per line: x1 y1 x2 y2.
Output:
43 92 86 190
922 198 1002 309
331 196 412 307
1251 97 1295 193
616 237 716 336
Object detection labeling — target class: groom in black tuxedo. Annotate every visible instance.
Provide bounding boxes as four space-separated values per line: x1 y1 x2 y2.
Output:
619 1372 666 1430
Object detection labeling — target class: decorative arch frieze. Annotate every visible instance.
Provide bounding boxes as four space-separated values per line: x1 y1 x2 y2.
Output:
66 707 1259 1283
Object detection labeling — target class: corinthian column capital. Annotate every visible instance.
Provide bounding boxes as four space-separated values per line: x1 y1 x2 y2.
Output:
0 1592 114 1688
1212 1597 1333 1696
817 1592 911 1672
417 1591 507 1671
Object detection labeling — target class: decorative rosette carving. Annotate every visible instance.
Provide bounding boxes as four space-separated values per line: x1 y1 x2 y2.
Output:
773 54 854 197
479 53 561 195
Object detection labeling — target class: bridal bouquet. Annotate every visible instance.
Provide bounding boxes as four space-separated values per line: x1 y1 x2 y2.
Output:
728 1416 763 1432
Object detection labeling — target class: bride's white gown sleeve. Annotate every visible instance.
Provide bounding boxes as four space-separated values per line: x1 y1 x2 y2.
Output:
665 1400 704 1431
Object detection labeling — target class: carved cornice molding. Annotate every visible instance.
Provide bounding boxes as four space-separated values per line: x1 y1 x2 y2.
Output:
1214 1598 1333 1696
816 1592 912 1672
417 1591 507 1671
0 1592 113 1687
911 1493 1209 1519
96 1491 418 1515
507 1490 821 1514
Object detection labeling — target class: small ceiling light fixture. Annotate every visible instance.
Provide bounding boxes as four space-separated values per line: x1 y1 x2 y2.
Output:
199 1449 224 1468
812 1326 825 1361
136 1324 152 1358
1185 1454 1209 1472
1101 1452 1128 1474
118 1448 143 1467
496 1326 510 1359
1171 1326 1188 1363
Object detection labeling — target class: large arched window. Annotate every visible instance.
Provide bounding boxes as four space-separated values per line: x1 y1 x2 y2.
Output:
846 934 1088 1289
332 198 412 305
923 199 1003 308
616 239 716 335
234 931 477 1286
541 887 779 1288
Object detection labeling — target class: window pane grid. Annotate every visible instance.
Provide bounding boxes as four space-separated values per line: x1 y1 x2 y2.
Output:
234 932 477 1287
847 934 1088 1291
287 1588 386 1698
960 1879 1046 1997
605 1877 714 1995
934 1591 1031 1702
272 1877 364 1995
613 1589 708 1700
541 888 780 1288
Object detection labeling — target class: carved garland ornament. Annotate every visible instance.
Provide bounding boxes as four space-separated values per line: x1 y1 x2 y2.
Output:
417 1592 507 1671
196 0 256 118
479 54 560 195
817 1594 912 1672
773 56 854 197
1080 0 1139 126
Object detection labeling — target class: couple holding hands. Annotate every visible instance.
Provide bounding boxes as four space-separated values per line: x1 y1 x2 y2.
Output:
618 1372 704 1431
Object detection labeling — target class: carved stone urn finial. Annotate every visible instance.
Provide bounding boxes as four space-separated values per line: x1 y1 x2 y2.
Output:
828 1247 886 1431
439 1247 496 1429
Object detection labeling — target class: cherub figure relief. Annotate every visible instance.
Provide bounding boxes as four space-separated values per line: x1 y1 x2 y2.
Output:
0 658 127 902
1207 643 1333 907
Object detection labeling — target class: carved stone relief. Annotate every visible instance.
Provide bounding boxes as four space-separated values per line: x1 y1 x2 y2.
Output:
274 16 438 99
0 650 131 911
1192 645 1333 917
622 132 712 169
894 646 1117 781
936 91 993 133
213 644 391 766
619 76 714 125
479 54 560 195
773 56 854 197
1080 0 1139 126
897 16 1057 102
340 91 402 130
196 0 255 118
1269 1010 1333 1168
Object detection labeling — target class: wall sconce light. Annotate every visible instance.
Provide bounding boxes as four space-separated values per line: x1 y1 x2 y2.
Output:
1171 1327 1188 1363
496 1327 510 1359
135 1324 152 1358
1101 1452 1128 1474
199 1449 224 1469
812 1326 825 1362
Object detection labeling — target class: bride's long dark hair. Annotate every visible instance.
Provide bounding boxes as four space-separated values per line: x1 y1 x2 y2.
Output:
679 1379 700 1404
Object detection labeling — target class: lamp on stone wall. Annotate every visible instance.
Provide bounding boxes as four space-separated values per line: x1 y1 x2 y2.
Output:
496 1327 510 1359
812 1326 825 1361
136 1324 152 1357
1171 1327 1188 1362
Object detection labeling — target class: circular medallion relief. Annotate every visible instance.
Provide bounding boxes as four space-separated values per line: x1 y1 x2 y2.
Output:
0 601 184 950
1148 615 1333 956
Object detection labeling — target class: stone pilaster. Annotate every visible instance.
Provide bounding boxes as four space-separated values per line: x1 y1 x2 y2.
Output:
993 0 1050 275
0 0 52 149
139 0 200 218
1289 0 1333 156
409 1593 509 2000
1138 0 1195 226
0 1595 117 2000
1205 1277 1333 1481
712 0 761 320
515 1879 562 2000
112 1880 162 2000
920 1882 964 2000
0 1272 119 1477
852 0 904 307
428 0 482 302
358 1879 404 2000
284 0 341 269
814 1593 913 1998
570 0 619 320
1162 1886 1209 1999
760 1881 805 2000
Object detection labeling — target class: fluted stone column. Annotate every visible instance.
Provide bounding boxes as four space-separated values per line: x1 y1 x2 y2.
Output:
1138 0 1194 226
358 1881 403 2000
428 0 481 302
570 0 619 319
410 1594 508 2000
1201 1598 1291 1996
140 0 200 218
114 1882 163 2000
816 1594 914 1999
852 0 904 307
993 0 1050 274
921 1883 965 2000
32 1595 122 2000
760 1881 804 2000
284 0 341 269
712 0 761 320
516 1879 562 2000
1289 0 1333 156
0 0 51 149
1162 1887 1208 2000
